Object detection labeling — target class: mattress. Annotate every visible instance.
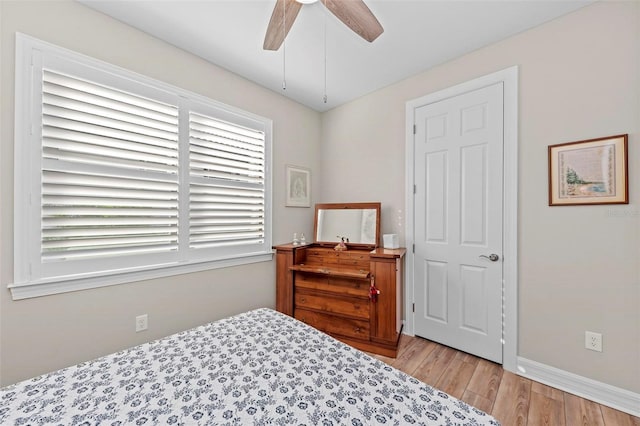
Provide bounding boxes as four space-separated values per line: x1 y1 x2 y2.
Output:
0 308 499 425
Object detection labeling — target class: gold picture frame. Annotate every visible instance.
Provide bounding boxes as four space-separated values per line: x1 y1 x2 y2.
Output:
285 165 311 207
548 134 628 206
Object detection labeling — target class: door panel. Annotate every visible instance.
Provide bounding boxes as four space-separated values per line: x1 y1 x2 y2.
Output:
460 264 488 333
425 151 448 243
460 144 487 245
413 82 503 363
425 260 448 323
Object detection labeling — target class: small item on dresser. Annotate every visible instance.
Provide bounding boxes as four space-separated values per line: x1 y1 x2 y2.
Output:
300 233 306 245
383 234 399 249
293 232 299 245
334 236 348 251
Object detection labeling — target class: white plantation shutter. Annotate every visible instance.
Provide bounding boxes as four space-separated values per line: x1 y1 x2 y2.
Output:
189 112 266 250
13 35 272 299
41 70 180 261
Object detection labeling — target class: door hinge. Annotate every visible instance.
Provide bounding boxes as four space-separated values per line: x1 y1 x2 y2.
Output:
412 244 415 253
413 124 416 134
412 303 415 313
413 184 416 194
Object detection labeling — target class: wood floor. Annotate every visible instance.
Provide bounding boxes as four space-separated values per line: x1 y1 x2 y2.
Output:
371 334 640 426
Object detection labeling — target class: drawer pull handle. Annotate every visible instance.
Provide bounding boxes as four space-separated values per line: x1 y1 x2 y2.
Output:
300 298 307 303
354 327 362 333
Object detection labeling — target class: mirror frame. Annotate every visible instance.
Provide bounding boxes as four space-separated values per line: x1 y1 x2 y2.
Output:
313 202 381 249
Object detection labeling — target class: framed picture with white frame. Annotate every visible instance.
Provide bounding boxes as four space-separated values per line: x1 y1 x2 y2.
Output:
285 165 311 207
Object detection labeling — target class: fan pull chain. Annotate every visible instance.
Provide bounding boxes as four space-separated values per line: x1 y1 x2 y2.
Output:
282 46 287 90
282 0 287 90
323 10 327 103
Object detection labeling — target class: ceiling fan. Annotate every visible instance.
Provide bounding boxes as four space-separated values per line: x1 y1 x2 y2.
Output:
263 0 384 51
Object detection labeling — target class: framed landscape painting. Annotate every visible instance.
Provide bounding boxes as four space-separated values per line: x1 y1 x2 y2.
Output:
548 134 628 206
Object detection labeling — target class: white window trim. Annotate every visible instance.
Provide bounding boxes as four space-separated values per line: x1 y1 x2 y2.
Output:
11 33 273 300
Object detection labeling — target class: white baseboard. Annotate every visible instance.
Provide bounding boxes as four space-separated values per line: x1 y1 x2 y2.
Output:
517 357 640 417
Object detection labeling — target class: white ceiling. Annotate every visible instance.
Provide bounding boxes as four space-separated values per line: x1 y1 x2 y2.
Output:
79 0 593 112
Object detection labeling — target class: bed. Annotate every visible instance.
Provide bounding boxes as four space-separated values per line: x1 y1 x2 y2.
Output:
0 308 499 425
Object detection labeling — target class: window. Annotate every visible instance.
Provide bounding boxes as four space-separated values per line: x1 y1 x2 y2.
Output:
12 34 272 299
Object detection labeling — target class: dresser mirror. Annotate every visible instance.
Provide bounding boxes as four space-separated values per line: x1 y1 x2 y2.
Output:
313 202 381 248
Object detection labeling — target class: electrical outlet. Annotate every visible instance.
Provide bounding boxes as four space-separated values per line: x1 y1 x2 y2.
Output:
135 314 148 332
585 331 602 352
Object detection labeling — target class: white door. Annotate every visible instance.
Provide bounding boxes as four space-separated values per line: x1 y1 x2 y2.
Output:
413 82 504 363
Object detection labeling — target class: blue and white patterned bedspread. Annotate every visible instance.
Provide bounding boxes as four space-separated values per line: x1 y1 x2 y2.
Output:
0 308 499 425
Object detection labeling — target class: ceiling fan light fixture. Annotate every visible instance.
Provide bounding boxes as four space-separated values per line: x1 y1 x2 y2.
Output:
296 0 318 4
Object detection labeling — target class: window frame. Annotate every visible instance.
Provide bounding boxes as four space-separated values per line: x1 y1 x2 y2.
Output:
11 33 273 300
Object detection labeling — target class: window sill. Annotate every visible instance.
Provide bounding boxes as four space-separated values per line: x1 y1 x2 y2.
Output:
9 253 273 300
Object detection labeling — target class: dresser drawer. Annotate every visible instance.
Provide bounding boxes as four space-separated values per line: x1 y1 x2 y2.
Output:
296 273 328 289
296 273 368 297
328 276 369 297
296 291 370 320
294 308 370 340
336 258 369 269
337 252 369 269
304 249 369 266
305 250 336 265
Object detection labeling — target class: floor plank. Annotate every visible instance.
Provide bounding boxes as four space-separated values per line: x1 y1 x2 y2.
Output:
466 358 503 402
461 389 494 415
491 370 532 426
600 404 640 426
389 334 436 375
412 343 456 385
528 389 565 426
531 381 564 402
434 355 477 399
564 392 606 425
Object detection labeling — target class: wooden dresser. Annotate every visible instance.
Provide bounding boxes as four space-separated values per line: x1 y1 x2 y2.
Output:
273 243 405 357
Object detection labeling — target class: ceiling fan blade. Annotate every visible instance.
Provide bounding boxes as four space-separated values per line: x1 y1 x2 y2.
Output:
321 0 383 43
263 0 303 51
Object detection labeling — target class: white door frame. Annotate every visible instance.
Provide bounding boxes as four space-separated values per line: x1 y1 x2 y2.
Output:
405 66 518 372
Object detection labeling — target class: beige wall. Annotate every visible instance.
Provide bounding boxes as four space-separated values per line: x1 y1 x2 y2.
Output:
320 1 640 393
0 0 321 385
